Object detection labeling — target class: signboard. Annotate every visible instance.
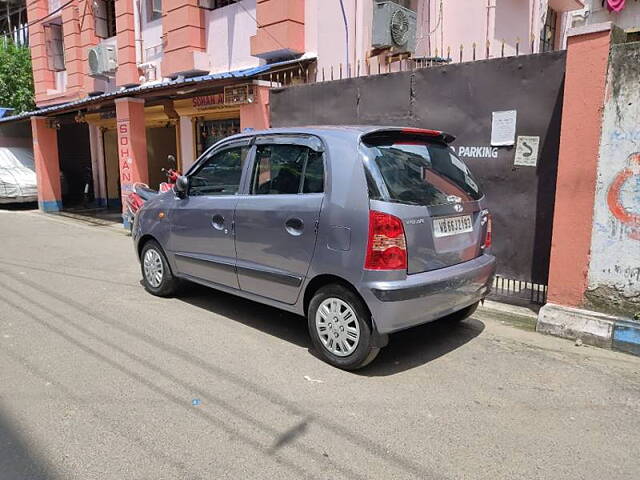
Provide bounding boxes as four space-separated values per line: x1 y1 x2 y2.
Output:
514 135 540 167
224 84 254 105
491 110 517 146
191 84 254 110
192 93 226 109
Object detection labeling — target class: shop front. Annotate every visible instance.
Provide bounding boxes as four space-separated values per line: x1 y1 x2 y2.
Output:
86 104 179 210
174 82 270 170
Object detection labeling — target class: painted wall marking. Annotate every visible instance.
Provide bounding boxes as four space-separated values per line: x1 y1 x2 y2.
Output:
607 152 640 241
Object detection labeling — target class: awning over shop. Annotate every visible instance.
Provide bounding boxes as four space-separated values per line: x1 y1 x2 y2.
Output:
0 56 315 125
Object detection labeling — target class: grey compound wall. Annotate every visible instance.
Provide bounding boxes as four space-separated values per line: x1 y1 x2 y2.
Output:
586 42 640 316
271 51 567 285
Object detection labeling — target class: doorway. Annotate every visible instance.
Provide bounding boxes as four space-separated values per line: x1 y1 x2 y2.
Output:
57 122 92 208
147 125 178 189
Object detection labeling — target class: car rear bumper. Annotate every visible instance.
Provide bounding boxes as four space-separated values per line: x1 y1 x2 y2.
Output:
361 254 496 334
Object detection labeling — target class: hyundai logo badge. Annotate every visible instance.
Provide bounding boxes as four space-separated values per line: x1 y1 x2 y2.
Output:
454 204 463 213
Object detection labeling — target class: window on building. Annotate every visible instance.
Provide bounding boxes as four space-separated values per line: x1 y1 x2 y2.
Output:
196 118 240 157
147 0 162 22
94 0 117 39
251 144 324 195
45 22 65 71
390 0 417 11
540 8 558 53
198 0 238 10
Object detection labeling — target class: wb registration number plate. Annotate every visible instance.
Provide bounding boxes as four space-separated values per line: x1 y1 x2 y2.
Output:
433 215 473 238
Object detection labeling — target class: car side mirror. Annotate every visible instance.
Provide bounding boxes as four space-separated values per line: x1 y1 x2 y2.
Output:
175 175 189 197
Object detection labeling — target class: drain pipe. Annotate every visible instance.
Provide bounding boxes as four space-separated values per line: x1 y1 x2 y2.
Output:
338 0 350 70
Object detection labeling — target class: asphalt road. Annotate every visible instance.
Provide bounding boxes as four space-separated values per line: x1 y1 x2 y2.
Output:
1 209 639 480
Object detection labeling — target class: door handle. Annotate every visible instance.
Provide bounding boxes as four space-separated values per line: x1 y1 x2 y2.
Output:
285 217 304 236
211 214 225 231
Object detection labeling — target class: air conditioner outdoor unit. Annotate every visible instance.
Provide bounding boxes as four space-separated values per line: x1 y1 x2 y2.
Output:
372 1 417 53
88 44 117 77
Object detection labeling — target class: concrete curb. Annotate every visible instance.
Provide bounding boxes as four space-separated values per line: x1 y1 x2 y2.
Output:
537 303 640 355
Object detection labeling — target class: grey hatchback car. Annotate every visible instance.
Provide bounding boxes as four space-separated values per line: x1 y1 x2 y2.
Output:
133 126 496 370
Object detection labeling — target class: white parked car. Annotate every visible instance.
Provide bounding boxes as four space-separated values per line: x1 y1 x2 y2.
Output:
0 147 37 204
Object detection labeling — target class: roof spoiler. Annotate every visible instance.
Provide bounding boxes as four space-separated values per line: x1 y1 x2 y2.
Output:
362 127 456 144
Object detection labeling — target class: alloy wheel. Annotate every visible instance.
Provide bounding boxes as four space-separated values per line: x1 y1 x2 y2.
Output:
315 298 360 357
143 248 164 288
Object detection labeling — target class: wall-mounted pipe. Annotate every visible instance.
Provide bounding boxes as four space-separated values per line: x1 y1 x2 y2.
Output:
338 0 349 69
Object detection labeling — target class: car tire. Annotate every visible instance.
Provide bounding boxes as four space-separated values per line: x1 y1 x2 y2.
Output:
307 284 380 370
140 240 180 297
445 301 480 323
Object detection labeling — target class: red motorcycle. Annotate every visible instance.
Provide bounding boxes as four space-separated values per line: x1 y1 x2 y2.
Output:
125 155 180 230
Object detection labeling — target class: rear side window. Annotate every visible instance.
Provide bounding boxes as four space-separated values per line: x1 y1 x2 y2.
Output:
362 137 482 206
251 144 324 195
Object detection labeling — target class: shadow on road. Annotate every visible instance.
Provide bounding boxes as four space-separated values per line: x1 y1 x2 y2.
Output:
178 282 484 375
0 202 38 211
178 282 310 348
361 318 485 376
0 407 57 480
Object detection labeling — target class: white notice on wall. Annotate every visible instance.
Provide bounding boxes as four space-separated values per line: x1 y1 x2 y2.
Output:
514 135 540 167
491 110 517 146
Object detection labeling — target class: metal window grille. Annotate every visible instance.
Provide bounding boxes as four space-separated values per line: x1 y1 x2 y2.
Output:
94 0 116 39
199 0 238 9
148 0 162 21
540 8 557 53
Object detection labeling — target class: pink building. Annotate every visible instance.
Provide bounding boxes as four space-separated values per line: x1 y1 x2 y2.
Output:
19 0 586 217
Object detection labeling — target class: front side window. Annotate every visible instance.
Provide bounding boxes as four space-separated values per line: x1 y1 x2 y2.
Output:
362 137 482 206
189 146 249 196
251 144 324 195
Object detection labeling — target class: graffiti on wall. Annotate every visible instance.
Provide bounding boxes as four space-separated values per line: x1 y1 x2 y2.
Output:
606 151 640 241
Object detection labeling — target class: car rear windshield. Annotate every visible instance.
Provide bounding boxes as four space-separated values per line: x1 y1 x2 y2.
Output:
361 135 483 206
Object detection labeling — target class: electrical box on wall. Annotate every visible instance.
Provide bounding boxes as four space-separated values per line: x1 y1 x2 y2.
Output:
372 1 417 53
88 44 117 78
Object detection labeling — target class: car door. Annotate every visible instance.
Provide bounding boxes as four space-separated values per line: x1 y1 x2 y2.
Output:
169 139 252 289
234 136 325 304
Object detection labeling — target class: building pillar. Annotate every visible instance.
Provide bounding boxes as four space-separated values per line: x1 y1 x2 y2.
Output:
30 117 62 212
115 0 140 87
161 0 208 78
240 85 270 132
178 116 196 172
61 0 83 93
250 0 304 60
88 123 107 207
546 23 614 308
78 0 102 95
26 0 55 102
115 98 148 227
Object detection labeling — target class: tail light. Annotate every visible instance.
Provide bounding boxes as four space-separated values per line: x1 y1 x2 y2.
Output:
482 212 492 249
365 210 408 270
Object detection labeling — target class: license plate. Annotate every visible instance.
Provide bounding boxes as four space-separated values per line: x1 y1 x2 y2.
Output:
433 215 473 237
